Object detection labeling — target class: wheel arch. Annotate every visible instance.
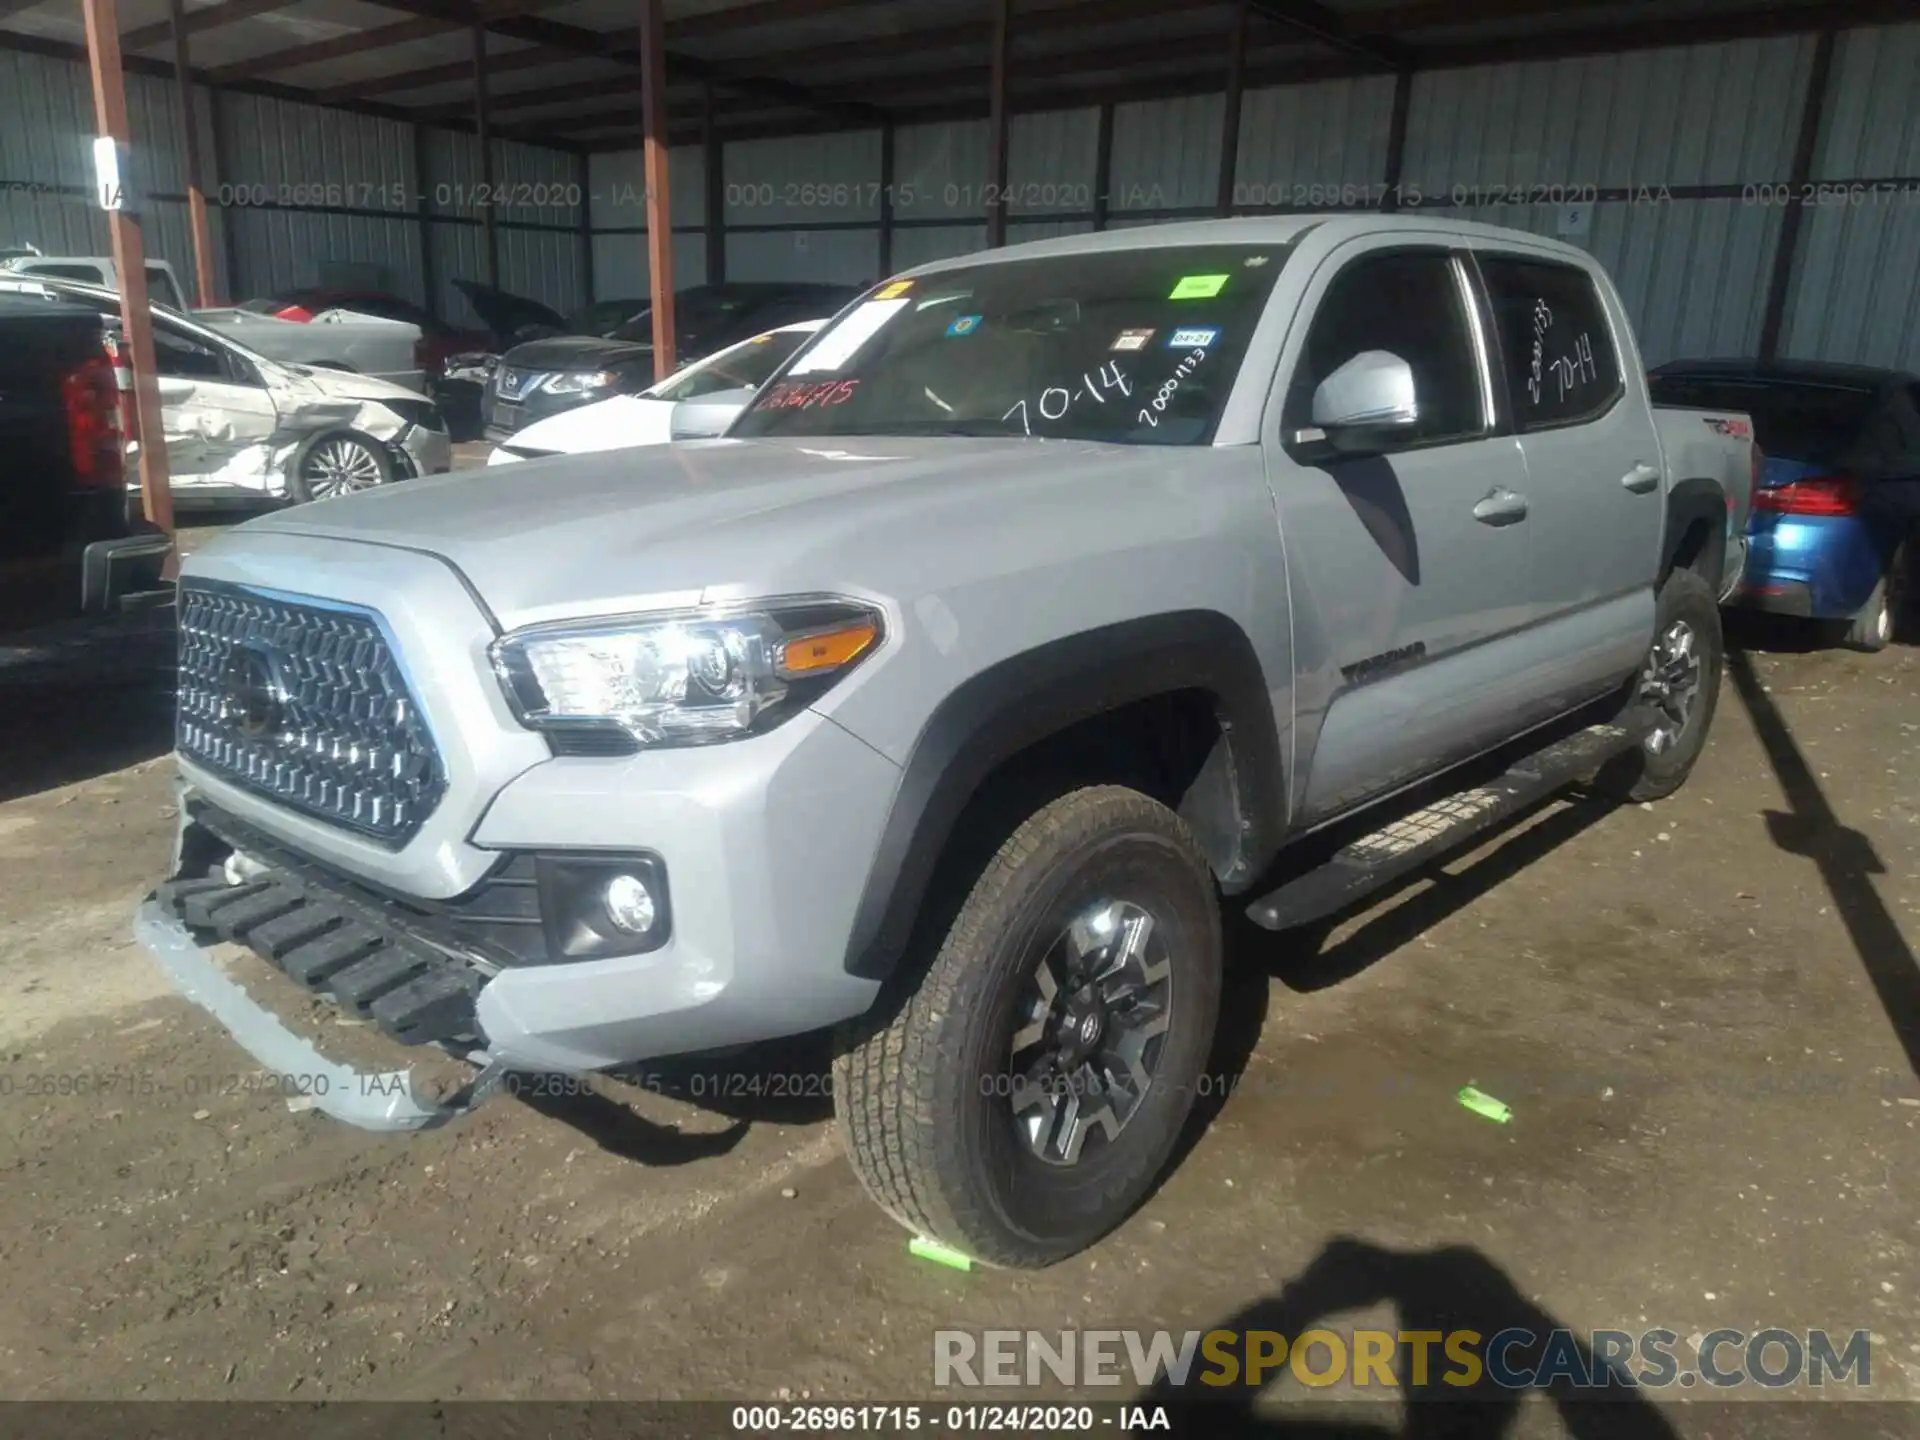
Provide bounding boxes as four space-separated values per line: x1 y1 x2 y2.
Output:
1662 477 1729 593
842 609 1285 982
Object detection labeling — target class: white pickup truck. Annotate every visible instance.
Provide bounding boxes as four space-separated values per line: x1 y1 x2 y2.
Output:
140 216 1756 1267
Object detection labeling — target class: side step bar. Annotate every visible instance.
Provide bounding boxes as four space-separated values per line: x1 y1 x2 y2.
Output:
1245 714 1649 933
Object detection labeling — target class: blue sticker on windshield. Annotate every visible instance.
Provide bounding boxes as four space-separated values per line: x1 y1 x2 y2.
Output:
1167 327 1219 349
946 314 983 337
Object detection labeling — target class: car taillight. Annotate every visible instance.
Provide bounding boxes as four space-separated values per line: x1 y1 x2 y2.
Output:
1752 474 1858 517
61 349 124 488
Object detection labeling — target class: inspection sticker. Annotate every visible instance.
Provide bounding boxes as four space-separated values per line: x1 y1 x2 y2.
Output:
1111 328 1156 352
874 279 914 299
945 314 983 337
1169 273 1229 300
1167 327 1219 349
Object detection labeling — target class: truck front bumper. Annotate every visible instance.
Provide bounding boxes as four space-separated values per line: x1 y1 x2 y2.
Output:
139 706 899 1126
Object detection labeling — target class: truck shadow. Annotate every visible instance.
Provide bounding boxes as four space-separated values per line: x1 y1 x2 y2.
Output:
512 1032 837 1165
1726 647 1920 1082
0 607 178 804
1150 1236 1680 1439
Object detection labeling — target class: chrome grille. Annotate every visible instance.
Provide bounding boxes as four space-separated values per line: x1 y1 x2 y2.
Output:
176 582 445 846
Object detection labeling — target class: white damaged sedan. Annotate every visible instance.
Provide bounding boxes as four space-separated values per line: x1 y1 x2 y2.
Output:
0 274 451 506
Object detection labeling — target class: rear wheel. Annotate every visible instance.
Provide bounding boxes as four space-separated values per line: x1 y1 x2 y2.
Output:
834 786 1221 1269
1844 541 1908 652
1592 566 1723 803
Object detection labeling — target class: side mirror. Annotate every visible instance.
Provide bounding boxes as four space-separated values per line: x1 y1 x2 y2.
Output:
1302 350 1420 454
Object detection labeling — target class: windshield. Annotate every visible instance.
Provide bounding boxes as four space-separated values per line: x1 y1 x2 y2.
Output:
609 287 755 347
1650 375 1877 463
566 297 648 336
730 245 1290 445
648 327 819 402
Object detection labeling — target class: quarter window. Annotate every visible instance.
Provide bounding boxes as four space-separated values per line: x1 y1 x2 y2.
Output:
1288 250 1487 450
1478 256 1623 430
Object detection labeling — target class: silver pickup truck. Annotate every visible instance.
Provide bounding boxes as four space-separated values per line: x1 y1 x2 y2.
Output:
138 216 1755 1268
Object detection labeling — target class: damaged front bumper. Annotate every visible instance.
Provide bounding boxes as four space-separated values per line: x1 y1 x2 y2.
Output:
138 798 514 1132
135 900 509 1131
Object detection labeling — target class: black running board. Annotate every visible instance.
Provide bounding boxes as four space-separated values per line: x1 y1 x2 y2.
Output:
1245 713 1650 933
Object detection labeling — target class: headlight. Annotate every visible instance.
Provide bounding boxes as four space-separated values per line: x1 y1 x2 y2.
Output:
490 597 883 748
541 369 619 396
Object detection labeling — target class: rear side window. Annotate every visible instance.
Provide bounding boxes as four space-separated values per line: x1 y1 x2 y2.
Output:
1478 256 1623 430
1288 249 1486 449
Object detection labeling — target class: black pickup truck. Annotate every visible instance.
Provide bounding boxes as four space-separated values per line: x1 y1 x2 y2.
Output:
0 292 170 629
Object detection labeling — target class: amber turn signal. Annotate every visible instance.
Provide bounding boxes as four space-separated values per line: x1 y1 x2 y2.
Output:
777 621 878 678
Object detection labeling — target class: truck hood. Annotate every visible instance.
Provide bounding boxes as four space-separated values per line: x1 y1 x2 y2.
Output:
228 435 1198 630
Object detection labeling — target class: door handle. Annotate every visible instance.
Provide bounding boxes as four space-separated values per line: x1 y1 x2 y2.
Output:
1472 487 1529 526
1621 463 1661 494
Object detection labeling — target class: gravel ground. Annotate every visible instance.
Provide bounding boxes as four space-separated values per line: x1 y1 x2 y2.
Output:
1 554 1916 1436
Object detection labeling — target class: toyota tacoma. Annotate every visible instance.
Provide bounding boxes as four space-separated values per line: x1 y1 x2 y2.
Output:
138 217 1755 1268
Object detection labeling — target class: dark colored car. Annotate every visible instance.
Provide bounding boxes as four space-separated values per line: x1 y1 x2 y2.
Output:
0 293 168 628
478 282 860 440
1649 359 1919 650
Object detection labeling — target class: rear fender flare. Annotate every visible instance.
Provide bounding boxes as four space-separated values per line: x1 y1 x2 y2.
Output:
1663 478 1730 592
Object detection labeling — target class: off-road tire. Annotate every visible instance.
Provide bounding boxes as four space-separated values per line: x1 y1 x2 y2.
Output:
1592 566 1723 803
833 785 1222 1269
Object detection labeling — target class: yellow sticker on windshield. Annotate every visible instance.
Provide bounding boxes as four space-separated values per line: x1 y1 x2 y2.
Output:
875 279 913 299
1169 274 1229 300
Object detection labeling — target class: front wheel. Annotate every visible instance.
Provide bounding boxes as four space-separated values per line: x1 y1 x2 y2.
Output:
1592 566 1724 803
290 431 396 503
834 786 1222 1269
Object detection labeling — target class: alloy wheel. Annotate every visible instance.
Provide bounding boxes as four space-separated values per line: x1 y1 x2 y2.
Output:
1640 619 1702 756
303 438 385 499
1006 898 1174 1167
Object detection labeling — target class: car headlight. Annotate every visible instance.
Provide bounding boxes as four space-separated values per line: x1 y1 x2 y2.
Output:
541 369 619 396
490 597 883 747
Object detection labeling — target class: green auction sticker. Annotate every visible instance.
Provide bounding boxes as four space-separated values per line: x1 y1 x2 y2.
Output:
1169 273 1230 300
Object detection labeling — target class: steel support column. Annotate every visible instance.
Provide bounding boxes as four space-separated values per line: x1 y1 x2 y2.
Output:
79 0 174 539
167 0 219 305
639 0 676 377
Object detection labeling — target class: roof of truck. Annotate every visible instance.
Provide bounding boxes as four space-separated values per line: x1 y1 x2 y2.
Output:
898 214 1598 276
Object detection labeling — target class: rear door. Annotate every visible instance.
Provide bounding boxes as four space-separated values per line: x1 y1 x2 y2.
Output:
1473 251 1662 691
1267 241 1542 823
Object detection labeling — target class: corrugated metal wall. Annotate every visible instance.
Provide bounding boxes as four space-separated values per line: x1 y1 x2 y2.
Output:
7 20 1920 369
1781 22 1920 371
0 47 227 294
0 46 588 322
1401 36 1814 367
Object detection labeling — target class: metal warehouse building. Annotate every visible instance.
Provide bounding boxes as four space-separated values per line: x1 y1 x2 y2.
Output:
1 0 1917 373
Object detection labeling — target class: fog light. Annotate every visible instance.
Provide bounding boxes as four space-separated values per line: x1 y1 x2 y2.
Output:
603 873 658 934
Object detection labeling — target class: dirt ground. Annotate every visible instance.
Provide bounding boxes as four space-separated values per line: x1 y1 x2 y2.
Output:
1 507 1916 1433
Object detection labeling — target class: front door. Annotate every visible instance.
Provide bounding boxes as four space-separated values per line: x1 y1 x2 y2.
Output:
149 319 279 493
1265 241 1545 825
